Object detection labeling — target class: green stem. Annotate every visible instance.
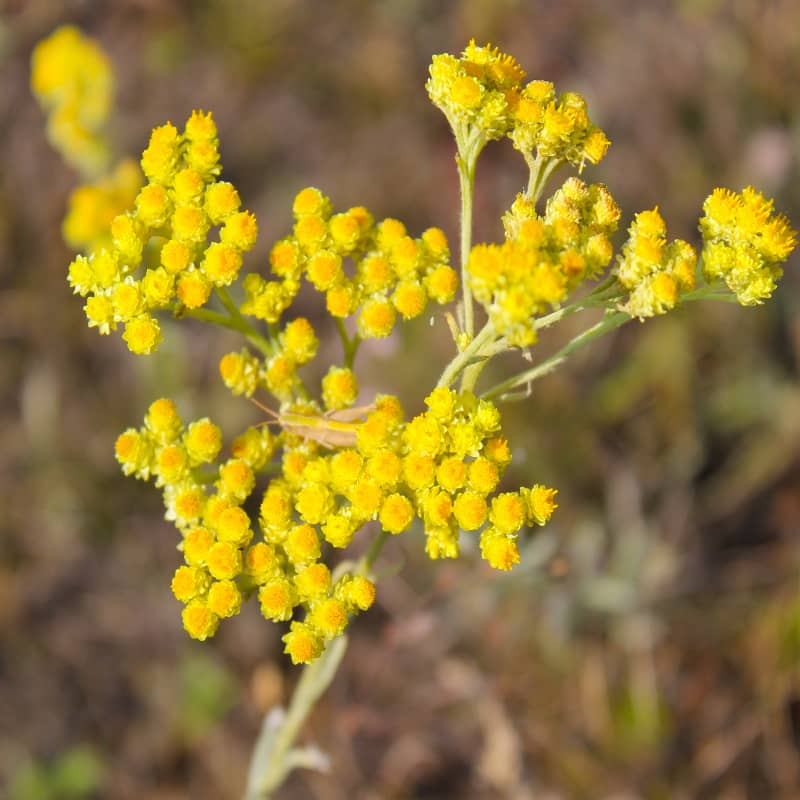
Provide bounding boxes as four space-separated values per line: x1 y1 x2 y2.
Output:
217 287 274 357
191 468 219 484
483 310 631 400
360 529 390 574
437 320 497 389
182 299 273 358
534 275 624 332
243 636 348 800
182 306 241 332
533 301 584 332
243 528 391 799
460 360 487 393
335 319 361 370
525 155 563 203
682 286 739 304
457 150 478 338
438 274 622 393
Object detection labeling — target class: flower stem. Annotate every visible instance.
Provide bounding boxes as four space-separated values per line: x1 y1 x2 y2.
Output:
437 320 497 389
181 296 273 358
482 310 631 400
243 636 348 800
242 528 391 799
217 287 275 357
454 127 484 339
525 155 563 203
534 278 624 331
361 529 390 573
335 319 361 370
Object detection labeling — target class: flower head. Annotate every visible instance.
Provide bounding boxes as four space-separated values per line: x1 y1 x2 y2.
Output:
700 186 797 305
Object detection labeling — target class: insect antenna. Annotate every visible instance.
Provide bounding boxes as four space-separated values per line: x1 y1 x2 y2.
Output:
249 397 281 429
250 397 280 418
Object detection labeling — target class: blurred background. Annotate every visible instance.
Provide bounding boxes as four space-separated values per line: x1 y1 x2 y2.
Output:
3 1 800 797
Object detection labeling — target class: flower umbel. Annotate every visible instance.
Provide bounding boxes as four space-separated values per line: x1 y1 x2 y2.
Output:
700 186 797 306
66 110 258 355
51 33 797 672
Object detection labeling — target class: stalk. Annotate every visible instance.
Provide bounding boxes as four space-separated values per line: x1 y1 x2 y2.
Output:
482 311 631 400
457 149 478 338
242 529 390 799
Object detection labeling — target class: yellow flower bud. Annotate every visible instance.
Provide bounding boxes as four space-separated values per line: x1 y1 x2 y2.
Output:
182 600 219 641
207 579 242 618
282 621 323 664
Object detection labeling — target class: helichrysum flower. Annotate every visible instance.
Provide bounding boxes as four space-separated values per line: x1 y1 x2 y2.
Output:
427 40 526 143
700 186 797 305
322 367 359 411
31 25 114 176
62 159 143 252
468 177 621 345
240 187 457 341
509 82 610 170
66 110 258 354
615 207 697 319
53 30 797 673
116 380 557 663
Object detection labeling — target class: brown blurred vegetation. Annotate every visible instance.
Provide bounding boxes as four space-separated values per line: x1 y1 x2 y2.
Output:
2 1 800 798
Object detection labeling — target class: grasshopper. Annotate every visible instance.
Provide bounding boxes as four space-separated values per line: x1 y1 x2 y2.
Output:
250 398 374 448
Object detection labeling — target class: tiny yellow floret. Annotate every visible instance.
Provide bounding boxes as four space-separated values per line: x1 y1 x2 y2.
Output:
322 366 359 411
171 565 209 602
490 492 526 535
216 506 252 546
259 579 297 622
123 315 161 355
379 493 415 534
146 398 182 440
283 621 323 664
295 563 332 599
206 541 242 581
480 532 520 571
182 600 219 640
244 542 278 581
183 526 215 566
284 523 321 564
310 597 349 638
184 418 222 464
207 579 242 618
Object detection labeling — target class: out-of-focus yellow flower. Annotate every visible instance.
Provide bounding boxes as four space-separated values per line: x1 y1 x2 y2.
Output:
31 25 114 176
62 159 142 252
700 186 797 305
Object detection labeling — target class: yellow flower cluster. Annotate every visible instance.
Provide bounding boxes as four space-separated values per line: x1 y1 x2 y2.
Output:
113 398 378 661
427 41 610 170
241 187 458 338
700 186 797 306
262 388 556 576
66 110 258 355
469 177 621 346
30 25 114 177
427 40 527 140
509 81 610 169
62 158 142 252
615 208 697 319
114 388 557 662
46 27 797 672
